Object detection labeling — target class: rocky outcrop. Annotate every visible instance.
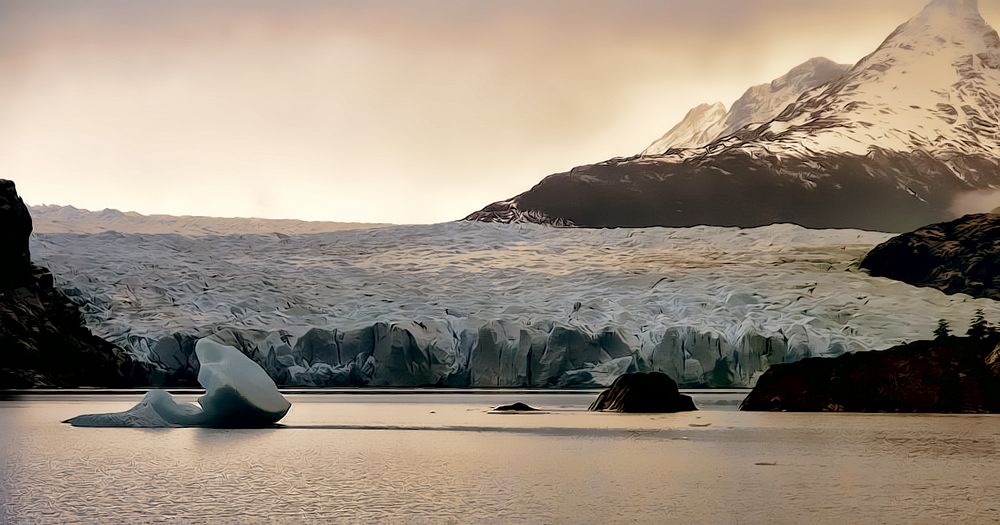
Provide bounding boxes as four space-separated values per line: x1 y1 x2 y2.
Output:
860 213 1000 300
0 179 142 388
0 179 32 289
490 402 540 412
740 336 1000 413
588 372 697 413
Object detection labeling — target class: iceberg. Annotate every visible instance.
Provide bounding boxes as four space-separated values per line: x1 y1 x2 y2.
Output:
65 339 291 428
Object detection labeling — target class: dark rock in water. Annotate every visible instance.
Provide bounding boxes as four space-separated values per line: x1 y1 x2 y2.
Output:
0 179 144 388
740 337 1000 413
860 213 1000 300
490 402 540 412
589 372 697 413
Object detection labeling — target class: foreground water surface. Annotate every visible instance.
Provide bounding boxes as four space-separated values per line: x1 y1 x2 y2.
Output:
1 392 998 524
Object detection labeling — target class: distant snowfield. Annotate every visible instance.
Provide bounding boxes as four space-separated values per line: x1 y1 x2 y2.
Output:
30 220 1000 387
30 205 390 236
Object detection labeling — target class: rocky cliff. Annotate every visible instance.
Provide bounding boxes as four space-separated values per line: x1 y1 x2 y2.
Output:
0 180 141 387
740 336 1000 413
860 213 999 300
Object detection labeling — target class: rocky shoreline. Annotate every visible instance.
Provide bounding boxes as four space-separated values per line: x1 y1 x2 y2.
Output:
740 336 1000 413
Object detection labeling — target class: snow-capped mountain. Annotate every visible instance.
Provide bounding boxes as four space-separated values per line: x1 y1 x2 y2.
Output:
643 102 728 153
642 58 850 155
733 0 1000 158
466 0 1000 232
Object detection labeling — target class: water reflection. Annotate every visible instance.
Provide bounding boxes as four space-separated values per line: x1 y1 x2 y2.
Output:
1 393 998 524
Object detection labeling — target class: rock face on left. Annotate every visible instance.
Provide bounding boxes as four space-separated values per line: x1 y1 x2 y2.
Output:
0 179 140 387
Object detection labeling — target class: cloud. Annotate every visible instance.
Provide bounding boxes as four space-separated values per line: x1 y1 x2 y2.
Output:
950 190 1000 216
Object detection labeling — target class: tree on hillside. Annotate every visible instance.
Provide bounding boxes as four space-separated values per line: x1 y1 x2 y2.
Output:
933 319 951 340
967 309 989 340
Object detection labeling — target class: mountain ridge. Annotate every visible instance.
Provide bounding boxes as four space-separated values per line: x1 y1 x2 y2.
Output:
643 57 851 154
466 0 1000 231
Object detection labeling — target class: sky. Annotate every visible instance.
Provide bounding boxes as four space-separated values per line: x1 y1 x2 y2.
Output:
1 0 997 224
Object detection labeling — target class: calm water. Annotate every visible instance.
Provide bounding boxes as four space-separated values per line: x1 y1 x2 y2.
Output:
1 392 998 524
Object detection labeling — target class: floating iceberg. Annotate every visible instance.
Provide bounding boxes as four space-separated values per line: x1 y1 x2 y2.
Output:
65 339 291 428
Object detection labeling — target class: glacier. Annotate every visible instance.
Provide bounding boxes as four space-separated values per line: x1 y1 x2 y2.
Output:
64 339 291 427
31 219 1000 388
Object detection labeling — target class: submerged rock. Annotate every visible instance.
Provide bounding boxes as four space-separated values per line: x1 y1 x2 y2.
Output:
740 336 1000 413
860 213 1000 300
490 402 540 412
589 372 697 413
66 339 291 427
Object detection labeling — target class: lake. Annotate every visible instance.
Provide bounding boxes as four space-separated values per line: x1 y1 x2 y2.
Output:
1 391 998 524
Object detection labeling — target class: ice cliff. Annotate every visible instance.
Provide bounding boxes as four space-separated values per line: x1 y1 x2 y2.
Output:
30 220 1000 388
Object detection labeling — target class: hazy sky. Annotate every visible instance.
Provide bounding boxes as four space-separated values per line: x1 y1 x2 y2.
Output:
2 0 997 223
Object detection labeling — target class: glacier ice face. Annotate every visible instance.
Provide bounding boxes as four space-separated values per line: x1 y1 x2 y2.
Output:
65 339 291 427
33 221 1000 389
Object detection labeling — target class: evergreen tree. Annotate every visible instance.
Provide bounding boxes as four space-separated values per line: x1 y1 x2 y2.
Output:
967 309 989 340
933 319 951 339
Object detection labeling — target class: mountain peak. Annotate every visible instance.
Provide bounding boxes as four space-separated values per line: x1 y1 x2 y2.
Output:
893 0 993 45
923 0 978 13
729 0 1000 158
642 57 849 155
641 102 728 154
694 102 727 112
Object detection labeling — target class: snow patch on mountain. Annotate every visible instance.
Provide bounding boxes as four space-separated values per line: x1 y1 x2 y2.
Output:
642 58 850 155
642 102 728 154
732 0 1000 158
